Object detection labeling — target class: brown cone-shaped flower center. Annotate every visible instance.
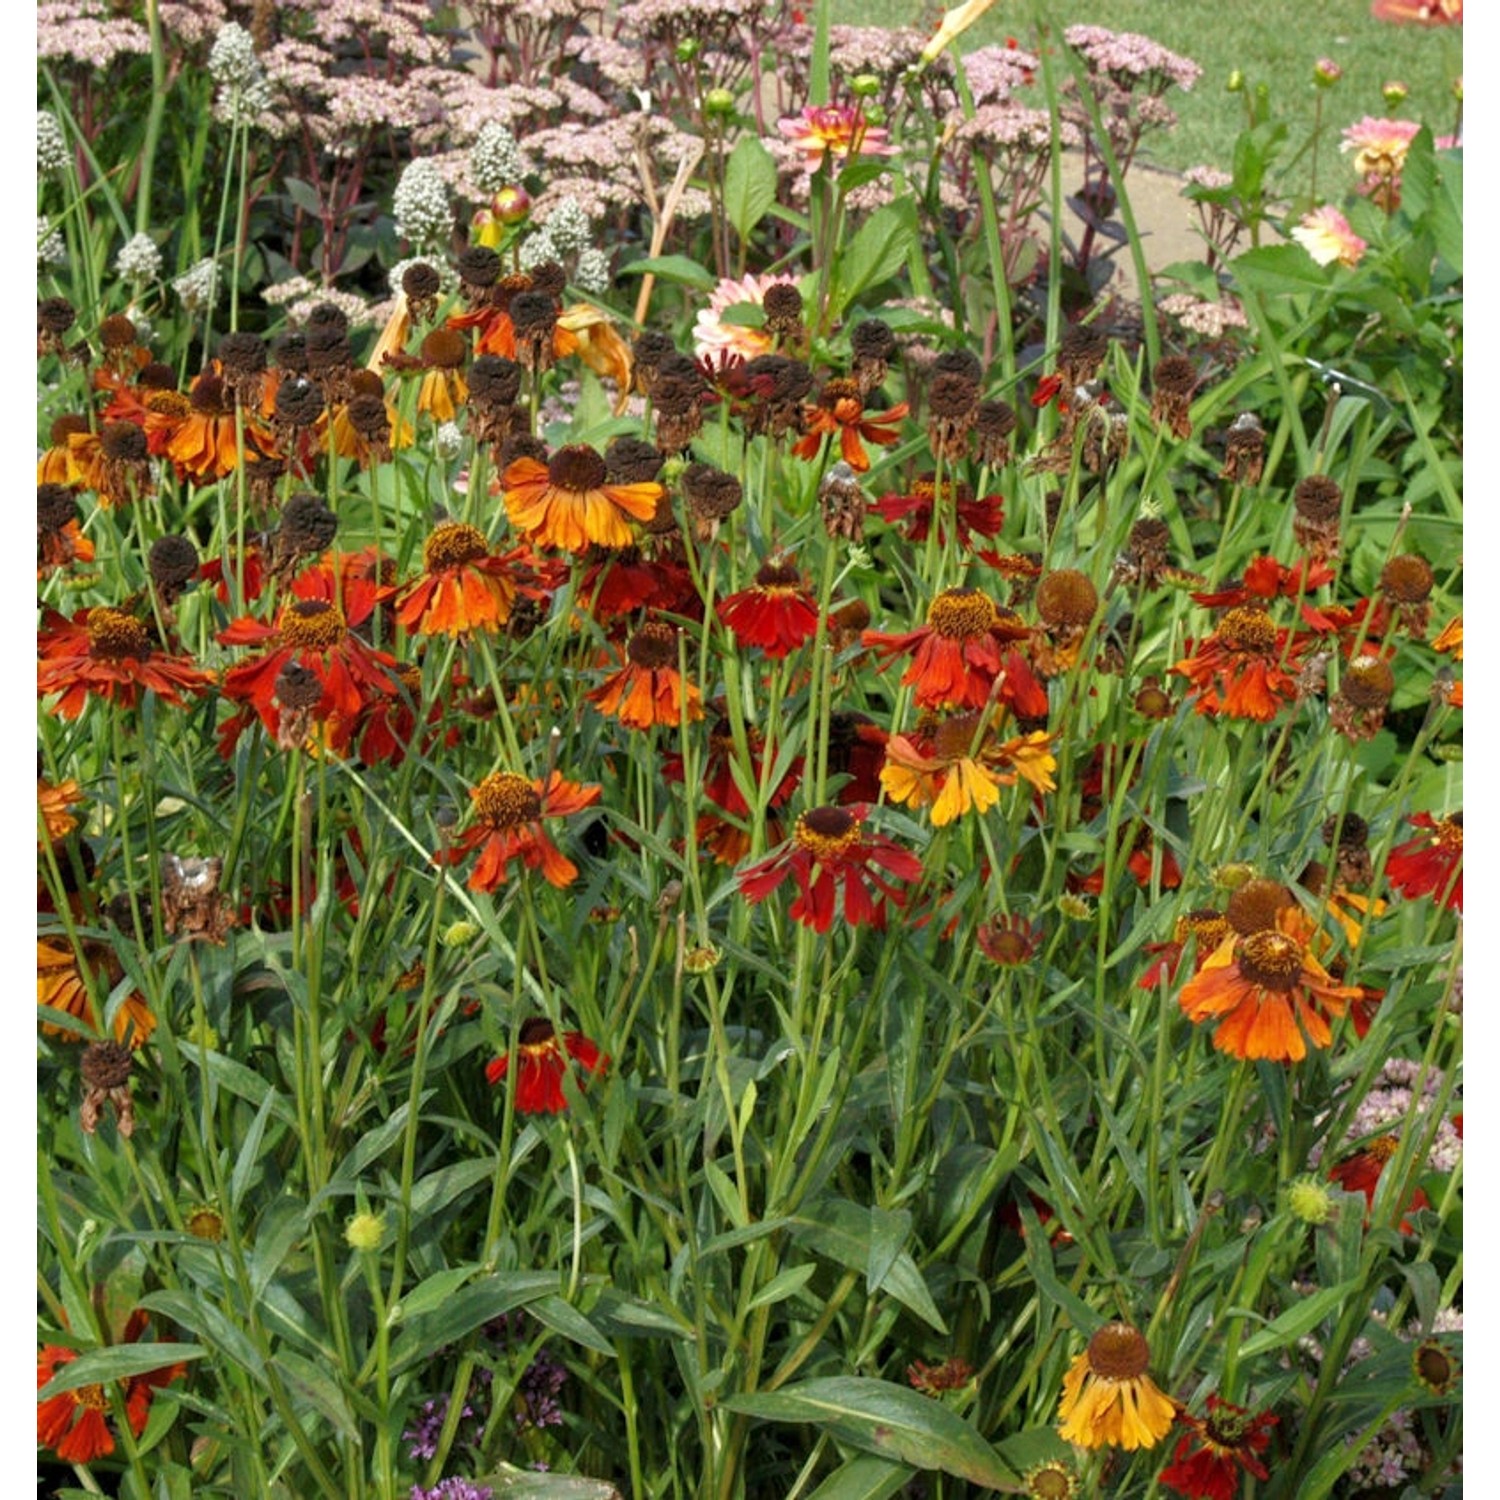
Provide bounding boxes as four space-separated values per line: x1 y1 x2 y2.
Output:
185 1206 225 1241
1036 569 1098 629
87 607 151 660
1025 1461 1078 1500
51 414 89 446
1293 474 1342 520
626 621 678 670
1364 1134 1400 1164
1380 554 1434 602
547 445 607 493
424 522 489 571
1226 878 1293 935
1435 813 1462 851
472 772 542 828
1218 606 1277 656
1085 1322 1150 1380
517 1016 558 1049
1236 930 1304 991
927 587 998 640
819 377 861 406
76 1383 111 1413
99 314 139 350
421 328 467 370
279 599 346 650
753 558 803 591
932 713 984 761
1342 655 1395 707
1413 1341 1455 1393
1153 355 1198 395
794 806 862 859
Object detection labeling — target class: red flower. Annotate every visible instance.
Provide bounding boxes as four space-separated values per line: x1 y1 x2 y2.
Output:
1385 811 1462 911
1158 1395 1277 1500
1191 554 1334 608
872 476 1005 551
38 606 214 720
218 568 402 756
717 557 821 658
1329 1135 1431 1233
1172 606 1304 721
862 588 1007 711
576 548 697 622
38 1312 186 1464
445 769 601 892
1136 909 1231 991
737 804 924 932
485 1017 608 1113
792 378 908 473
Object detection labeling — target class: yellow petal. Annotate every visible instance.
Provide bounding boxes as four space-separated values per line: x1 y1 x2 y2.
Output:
921 0 1000 63
366 293 411 374
557 303 634 413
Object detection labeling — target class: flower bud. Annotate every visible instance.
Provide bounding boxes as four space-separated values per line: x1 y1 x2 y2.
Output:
1314 58 1342 87
493 186 531 226
851 73 882 98
441 919 480 947
345 1212 385 1251
1287 1176 1334 1225
1226 69 1245 93
675 36 701 62
1382 79 1409 106
703 87 736 119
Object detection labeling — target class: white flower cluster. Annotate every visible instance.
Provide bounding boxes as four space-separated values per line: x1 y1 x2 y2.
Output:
173 257 220 314
37 111 68 177
517 229 559 273
37 217 67 268
209 22 274 128
393 159 452 250
115 232 163 284
574 248 611 296
434 422 464 461
541 195 591 257
470 122 525 196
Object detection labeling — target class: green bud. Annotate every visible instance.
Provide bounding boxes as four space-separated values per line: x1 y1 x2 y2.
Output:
703 87 736 119
345 1212 385 1252
1226 69 1245 93
442 919 480 948
675 37 701 63
850 73 882 99
1287 1176 1334 1225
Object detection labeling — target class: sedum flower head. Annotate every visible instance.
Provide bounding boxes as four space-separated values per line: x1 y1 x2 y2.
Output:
394 159 452 250
434 422 464 461
38 217 67 269
173 257 219 314
470 122 525 195
115 232 163 284
518 228 560 273
543 195 592 257
38 110 68 176
208 21 273 126
574 247 611 295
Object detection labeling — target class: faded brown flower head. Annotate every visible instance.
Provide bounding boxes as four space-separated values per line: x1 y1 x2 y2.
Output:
819 460 866 542
160 853 235 944
1057 323 1108 387
1379 554 1435 634
1225 877 1294 935
682 461 742 538
148 535 199 606
80 1040 134 1137
1150 355 1198 438
973 399 1017 466
605 436 664 485
1220 411 1266 486
850 317 896 393
1293 474 1343 558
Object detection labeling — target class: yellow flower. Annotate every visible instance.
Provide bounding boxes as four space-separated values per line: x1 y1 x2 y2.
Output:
1057 1323 1176 1451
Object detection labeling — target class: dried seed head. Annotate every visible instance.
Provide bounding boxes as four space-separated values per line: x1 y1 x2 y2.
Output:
527 260 567 299
274 658 324 710
148 534 199 593
101 421 147 463
605 436 663 485
1152 355 1197 395
100 314 139 350
138 362 176 390
1293 474 1342 522
1226 877 1293 935
626 620 678 670
278 492 337 555
272 330 309 373
681 462 742 523
402 260 442 302
217 331 267 376
1220 411 1266 485
421 327 467 370
1379 554 1434 603
1035 569 1098 629
1322 813 1368 848
509 290 557 339
81 1039 133 1090
928 369 981 418
38 483 77 533
347 394 390 441
469 354 522 407
274 375 324 427
850 318 896 363
457 245 502 289
500 432 548 469
38 297 76 335
305 301 350 335
973 399 1017 464
932 348 983 384
761 281 804 334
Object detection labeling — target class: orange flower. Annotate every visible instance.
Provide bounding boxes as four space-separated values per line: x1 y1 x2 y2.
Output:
38 607 214 720
880 715 1055 826
588 620 704 730
38 938 155 1047
792 378 909 473
485 1016 608 1112
445 769 602 891
38 1312 186 1464
1432 615 1462 660
862 588 1006 710
414 329 469 422
504 445 663 552
1177 907 1363 1063
1056 1323 1175 1451
39 777 84 845
396 523 546 637
143 370 275 482
1172 606 1304 720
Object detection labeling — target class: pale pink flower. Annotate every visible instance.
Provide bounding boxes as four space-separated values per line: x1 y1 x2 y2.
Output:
1290 206 1367 268
776 105 895 171
692 271 800 361
1371 0 1461 23
1340 116 1421 177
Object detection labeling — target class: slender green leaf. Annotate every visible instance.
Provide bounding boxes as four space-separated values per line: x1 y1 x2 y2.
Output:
529 1295 615 1357
804 1454 912 1500
1236 1279 1361 1357
39 1343 204 1400
618 255 717 291
724 136 778 242
723 1378 1020 1489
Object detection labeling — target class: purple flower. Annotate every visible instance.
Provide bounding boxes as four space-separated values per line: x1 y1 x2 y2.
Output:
410 1481 494 1500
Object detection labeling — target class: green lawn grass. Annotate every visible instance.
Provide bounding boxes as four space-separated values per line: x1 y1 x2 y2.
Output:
832 0 1462 179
